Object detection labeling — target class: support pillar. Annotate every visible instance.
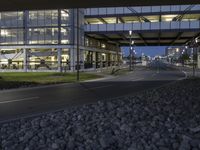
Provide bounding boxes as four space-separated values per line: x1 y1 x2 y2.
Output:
100 53 103 72
197 47 200 69
115 54 118 66
23 48 27 72
58 48 62 72
0 49 1 71
80 49 84 70
70 48 76 72
106 53 109 69
93 52 96 70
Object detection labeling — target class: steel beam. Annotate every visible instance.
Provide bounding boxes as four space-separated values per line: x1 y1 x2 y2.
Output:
98 18 107 24
137 33 148 46
170 32 183 46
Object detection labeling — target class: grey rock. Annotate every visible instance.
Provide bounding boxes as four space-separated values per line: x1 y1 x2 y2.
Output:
190 139 200 147
128 142 137 150
39 120 47 128
120 124 131 132
67 137 75 149
52 143 59 149
153 132 160 139
179 135 191 150
0 79 200 149
99 136 111 148
190 126 200 133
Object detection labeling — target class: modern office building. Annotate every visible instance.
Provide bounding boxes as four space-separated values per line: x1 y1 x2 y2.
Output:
0 9 121 72
0 4 200 72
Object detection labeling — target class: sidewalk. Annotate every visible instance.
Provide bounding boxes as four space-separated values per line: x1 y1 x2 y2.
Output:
171 64 200 77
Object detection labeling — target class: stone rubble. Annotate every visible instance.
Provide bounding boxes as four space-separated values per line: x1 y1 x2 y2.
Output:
0 78 200 150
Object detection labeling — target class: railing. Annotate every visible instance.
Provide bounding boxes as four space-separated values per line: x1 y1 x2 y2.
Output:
85 21 200 32
85 5 200 16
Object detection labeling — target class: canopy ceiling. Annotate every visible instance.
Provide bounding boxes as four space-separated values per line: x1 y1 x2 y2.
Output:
0 0 199 11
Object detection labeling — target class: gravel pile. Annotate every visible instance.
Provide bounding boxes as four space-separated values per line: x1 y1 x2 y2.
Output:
1 79 200 150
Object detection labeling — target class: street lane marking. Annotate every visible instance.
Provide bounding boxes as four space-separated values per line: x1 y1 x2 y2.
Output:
178 71 188 80
90 85 113 89
131 78 144 81
182 71 187 78
0 97 40 104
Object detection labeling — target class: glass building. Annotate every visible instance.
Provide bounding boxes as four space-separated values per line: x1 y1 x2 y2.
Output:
0 9 121 72
1 5 200 72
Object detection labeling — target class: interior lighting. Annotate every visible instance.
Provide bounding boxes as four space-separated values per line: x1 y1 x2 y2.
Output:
129 30 132 36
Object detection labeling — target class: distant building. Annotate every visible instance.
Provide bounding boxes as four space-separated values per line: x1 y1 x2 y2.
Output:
165 47 183 58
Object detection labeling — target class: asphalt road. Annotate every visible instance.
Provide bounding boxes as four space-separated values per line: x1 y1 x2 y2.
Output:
0 61 186 121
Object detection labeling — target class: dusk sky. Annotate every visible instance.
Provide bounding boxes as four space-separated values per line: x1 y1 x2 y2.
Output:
122 46 167 57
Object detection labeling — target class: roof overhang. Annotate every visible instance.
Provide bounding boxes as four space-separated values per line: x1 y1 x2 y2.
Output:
0 0 200 11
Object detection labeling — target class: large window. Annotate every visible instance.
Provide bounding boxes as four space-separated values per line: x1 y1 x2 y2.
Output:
61 9 70 26
29 10 58 27
0 29 24 45
0 12 23 28
61 27 70 44
28 28 58 44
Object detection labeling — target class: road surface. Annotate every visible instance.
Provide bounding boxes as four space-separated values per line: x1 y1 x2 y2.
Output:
0 61 186 121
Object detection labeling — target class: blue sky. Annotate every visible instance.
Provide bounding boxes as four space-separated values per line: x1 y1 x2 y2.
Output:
122 46 167 57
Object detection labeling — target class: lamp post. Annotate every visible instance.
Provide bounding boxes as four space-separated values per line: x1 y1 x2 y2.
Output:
129 30 132 71
187 40 196 77
192 47 195 77
195 37 200 70
132 40 135 69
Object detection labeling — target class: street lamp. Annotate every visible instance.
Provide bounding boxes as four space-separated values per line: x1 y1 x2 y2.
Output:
132 42 135 69
129 30 132 71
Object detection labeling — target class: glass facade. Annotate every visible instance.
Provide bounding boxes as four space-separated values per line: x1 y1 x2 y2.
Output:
0 9 122 72
0 9 84 46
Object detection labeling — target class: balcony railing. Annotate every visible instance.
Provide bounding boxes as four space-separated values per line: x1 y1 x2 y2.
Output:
85 5 200 16
85 21 200 32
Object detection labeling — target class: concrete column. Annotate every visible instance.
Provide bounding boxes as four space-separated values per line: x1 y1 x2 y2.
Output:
70 48 76 72
113 54 116 66
23 48 27 72
0 49 1 71
100 53 103 71
57 48 62 72
197 47 200 69
93 52 96 70
80 49 84 70
115 54 118 66
106 53 109 69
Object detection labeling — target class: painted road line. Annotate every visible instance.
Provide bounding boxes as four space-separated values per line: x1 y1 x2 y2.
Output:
89 85 113 90
131 78 144 81
178 71 188 80
85 85 113 91
0 97 40 104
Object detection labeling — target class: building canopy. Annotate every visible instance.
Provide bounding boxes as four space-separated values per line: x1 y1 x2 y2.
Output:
0 0 200 11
